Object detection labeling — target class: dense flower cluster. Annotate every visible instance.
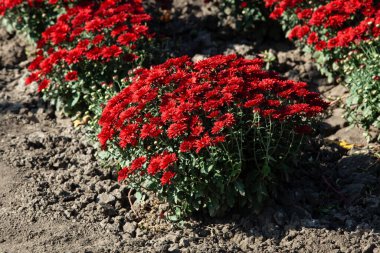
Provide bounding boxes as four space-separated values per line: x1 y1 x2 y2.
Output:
265 0 380 50
25 0 153 114
98 54 328 216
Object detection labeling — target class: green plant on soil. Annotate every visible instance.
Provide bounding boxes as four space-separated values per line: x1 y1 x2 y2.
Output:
25 0 155 117
340 39 380 141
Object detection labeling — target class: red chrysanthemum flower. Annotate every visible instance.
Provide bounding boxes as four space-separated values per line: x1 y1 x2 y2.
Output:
160 171 176 185
65 71 78 82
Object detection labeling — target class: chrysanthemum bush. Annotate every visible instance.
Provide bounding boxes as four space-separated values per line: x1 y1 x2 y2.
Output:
340 39 380 141
98 54 328 218
264 0 380 81
264 0 380 134
0 0 78 41
25 0 154 115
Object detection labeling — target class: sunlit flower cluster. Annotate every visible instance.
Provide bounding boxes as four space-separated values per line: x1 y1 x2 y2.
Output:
98 54 328 186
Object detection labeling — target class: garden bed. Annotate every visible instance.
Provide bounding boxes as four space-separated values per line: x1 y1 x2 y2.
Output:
0 0 380 252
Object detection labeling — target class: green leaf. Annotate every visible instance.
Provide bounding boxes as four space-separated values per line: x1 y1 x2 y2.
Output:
200 164 214 175
168 215 179 221
70 92 81 107
256 183 268 203
267 155 276 162
193 201 200 211
207 198 219 217
135 191 143 202
98 151 109 160
234 180 245 196
226 189 235 208
175 207 182 218
207 164 214 173
262 163 271 177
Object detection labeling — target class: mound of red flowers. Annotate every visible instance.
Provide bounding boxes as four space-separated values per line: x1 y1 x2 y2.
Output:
98 54 328 187
25 0 152 92
265 0 380 50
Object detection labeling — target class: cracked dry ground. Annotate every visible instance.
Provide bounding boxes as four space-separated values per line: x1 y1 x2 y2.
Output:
1 10 380 253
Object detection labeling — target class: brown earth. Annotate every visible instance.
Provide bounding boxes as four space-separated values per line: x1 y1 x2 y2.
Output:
1 1 380 252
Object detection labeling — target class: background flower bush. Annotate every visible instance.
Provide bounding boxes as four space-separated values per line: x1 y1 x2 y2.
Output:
265 0 380 80
341 39 380 141
25 0 155 115
98 54 328 218
264 0 380 135
0 0 79 41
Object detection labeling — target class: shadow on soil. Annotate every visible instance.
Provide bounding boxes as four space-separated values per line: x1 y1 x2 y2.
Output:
0 99 49 114
147 1 293 61
192 144 380 241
